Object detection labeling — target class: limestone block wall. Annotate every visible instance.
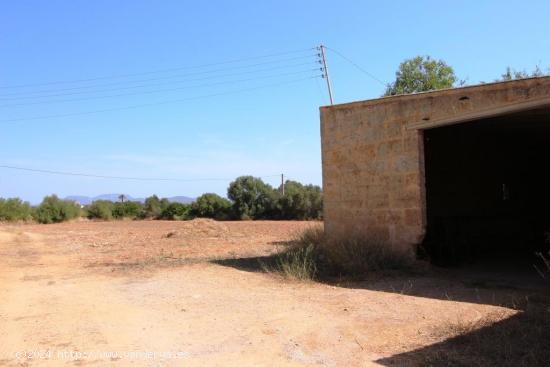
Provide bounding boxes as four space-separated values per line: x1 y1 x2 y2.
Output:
320 101 425 252
320 76 550 253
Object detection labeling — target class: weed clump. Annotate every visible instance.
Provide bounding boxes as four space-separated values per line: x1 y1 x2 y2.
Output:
273 225 415 280
275 243 318 281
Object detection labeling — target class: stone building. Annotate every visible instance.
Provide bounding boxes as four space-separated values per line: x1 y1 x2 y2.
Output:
320 76 550 261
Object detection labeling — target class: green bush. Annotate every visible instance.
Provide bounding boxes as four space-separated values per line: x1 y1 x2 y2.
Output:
85 200 114 220
191 193 231 220
227 176 277 219
112 201 143 219
33 195 81 224
159 202 190 220
276 181 323 220
142 195 163 219
226 177 322 220
0 197 33 221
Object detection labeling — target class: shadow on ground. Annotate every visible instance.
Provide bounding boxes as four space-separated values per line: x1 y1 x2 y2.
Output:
375 304 550 367
212 254 278 272
213 252 550 366
211 240 288 272
213 253 548 307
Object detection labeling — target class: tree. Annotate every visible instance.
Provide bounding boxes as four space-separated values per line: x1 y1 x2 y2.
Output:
303 184 323 219
191 193 231 220
276 181 323 220
277 181 308 219
227 176 276 219
384 56 458 96
33 195 81 224
143 195 162 218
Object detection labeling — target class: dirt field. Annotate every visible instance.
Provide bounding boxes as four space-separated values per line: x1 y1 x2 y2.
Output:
0 220 547 366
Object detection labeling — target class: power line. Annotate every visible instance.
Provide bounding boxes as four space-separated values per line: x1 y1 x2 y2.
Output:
0 75 322 123
0 69 320 108
0 164 281 182
0 47 315 89
0 61 319 102
324 46 387 87
0 55 317 98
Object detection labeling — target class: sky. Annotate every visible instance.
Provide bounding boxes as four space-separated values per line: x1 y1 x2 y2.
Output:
1 1 549 204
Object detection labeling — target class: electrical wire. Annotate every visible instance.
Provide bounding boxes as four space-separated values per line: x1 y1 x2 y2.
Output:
324 46 387 87
0 69 321 108
0 75 322 123
0 61 319 102
0 55 318 98
0 47 315 89
0 164 282 182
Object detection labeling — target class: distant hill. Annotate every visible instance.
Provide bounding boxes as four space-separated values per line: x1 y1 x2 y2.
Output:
167 196 195 204
65 194 194 205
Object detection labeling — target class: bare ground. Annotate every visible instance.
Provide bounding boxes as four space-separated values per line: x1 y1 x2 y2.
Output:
0 220 547 366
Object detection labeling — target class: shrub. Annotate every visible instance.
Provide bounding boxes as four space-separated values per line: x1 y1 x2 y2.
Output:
159 202 190 220
112 201 143 219
159 198 170 212
85 200 114 220
0 197 33 221
191 193 231 220
33 195 81 224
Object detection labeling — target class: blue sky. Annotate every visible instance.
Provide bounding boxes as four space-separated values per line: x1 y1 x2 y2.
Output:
1 1 549 203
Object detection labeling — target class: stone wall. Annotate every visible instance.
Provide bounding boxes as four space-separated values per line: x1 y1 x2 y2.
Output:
320 100 425 253
320 76 550 253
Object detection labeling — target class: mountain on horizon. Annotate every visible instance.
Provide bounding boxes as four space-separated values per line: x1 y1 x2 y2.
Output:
65 194 194 205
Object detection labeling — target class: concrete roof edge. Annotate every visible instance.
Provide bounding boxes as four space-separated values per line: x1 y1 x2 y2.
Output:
319 75 550 111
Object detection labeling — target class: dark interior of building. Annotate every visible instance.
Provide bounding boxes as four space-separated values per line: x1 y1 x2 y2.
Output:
422 106 550 265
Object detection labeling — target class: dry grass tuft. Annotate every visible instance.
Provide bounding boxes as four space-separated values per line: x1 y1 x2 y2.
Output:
321 235 415 276
271 225 416 280
274 243 318 281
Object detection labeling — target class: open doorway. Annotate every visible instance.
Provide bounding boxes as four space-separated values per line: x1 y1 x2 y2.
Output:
422 106 550 266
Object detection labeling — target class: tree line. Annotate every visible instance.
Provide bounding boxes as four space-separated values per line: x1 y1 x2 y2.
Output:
0 176 322 224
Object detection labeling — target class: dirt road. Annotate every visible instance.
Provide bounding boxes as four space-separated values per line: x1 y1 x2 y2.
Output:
0 221 526 366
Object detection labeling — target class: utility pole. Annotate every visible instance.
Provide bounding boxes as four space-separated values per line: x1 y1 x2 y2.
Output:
281 173 285 196
319 44 334 105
